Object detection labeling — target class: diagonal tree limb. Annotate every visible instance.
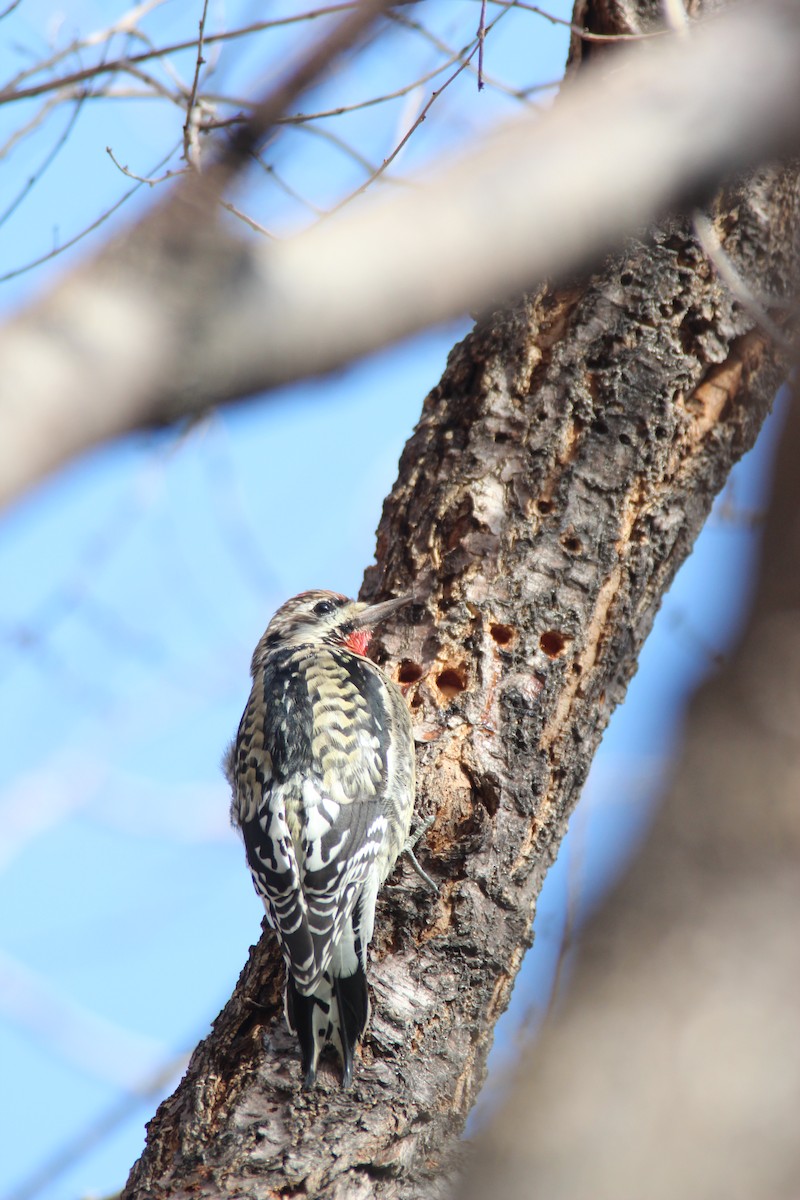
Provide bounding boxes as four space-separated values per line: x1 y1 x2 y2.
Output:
458 373 800 1200
122 148 800 1195
3 1 800 507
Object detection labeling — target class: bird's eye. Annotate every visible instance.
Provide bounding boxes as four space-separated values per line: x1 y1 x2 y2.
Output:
313 599 337 616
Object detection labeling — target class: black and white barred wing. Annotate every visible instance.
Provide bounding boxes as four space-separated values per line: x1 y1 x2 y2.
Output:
232 645 395 996
238 773 387 994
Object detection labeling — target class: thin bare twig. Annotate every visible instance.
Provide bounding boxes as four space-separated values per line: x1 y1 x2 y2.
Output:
0 94 61 161
692 211 794 353
2 0 170 95
285 50 481 123
253 156 326 216
0 143 179 283
117 61 186 107
388 7 539 105
219 199 274 237
0 4 361 106
218 0 392 173
183 0 210 169
189 43 495 132
106 145 185 187
0 98 85 229
203 111 381 179
322 1 514 212
291 118 380 176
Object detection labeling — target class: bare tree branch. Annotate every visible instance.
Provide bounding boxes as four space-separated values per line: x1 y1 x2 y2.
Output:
122 151 800 1195
214 0 392 178
1 0 800 509
0 4 360 106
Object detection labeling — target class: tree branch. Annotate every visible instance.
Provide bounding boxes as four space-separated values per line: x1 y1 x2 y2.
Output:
458 367 800 1200
2 1 800 507
122 153 800 1195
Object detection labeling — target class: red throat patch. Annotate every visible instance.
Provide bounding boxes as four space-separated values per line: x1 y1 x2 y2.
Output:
343 629 371 657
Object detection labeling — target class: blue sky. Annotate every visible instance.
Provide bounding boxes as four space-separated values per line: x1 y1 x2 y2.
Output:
0 4 783 1198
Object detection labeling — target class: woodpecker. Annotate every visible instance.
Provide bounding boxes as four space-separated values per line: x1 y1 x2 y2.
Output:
225 589 415 1088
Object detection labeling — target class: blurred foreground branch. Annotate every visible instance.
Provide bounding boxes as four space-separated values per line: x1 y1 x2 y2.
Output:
2 0 800 506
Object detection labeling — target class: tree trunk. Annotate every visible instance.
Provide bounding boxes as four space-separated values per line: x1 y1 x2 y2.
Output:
122 11 800 1200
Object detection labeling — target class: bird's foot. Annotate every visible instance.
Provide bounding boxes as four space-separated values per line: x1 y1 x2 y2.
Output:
403 813 438 894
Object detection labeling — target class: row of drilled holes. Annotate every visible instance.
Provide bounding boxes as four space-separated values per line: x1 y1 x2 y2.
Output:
396 623 571 701
397 659 467 697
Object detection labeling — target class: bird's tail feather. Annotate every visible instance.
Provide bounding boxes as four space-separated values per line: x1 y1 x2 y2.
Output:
333 968 370 1088
285 965 369 1088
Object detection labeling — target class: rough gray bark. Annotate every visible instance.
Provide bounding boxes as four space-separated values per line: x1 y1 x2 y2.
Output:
121 129 800 1200
458 360 800 1200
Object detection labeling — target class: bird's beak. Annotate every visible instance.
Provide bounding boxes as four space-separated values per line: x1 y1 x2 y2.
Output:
351 594 412 628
